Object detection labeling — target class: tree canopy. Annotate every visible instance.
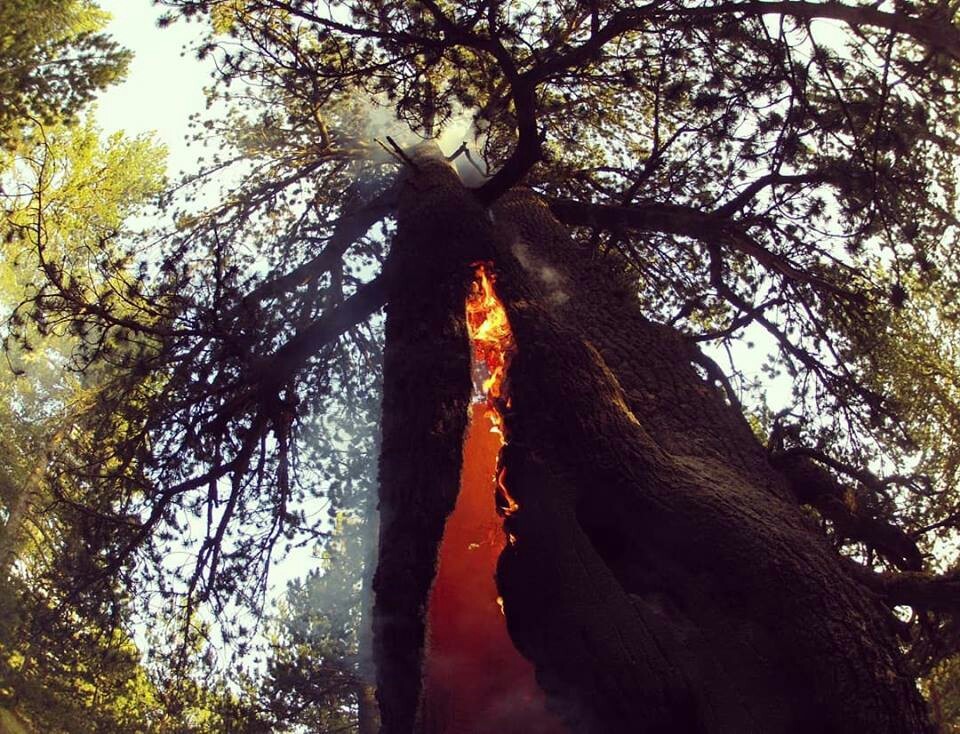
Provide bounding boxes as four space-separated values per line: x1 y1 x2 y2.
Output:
0 1 130 152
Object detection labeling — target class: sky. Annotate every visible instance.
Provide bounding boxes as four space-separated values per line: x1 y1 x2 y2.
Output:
96 0 211 176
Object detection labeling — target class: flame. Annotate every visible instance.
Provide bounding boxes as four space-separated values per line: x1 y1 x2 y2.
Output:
466 263 519 518
466 263 514 411
419 264 567 734
495 464 519 517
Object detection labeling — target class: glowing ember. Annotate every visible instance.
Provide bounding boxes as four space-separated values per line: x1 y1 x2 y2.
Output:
420 264 566 734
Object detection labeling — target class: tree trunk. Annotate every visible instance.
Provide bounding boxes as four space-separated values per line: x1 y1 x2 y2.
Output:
358 683 381 734
372 144 494 733
372 152 932 733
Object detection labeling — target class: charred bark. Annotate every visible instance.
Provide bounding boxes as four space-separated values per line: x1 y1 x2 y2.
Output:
372 157 932 733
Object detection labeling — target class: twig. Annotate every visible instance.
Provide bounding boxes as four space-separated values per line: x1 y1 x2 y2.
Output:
385 136 419 170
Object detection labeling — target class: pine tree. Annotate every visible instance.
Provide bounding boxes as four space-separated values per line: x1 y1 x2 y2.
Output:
0 0 130 152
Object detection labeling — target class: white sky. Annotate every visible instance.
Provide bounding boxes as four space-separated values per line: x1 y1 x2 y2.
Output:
95 0 210 176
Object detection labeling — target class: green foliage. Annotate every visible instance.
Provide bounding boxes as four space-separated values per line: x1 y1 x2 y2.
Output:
0 117 173 734
0 6 263 730
825 272 960 560
0 1 130 152
257 515 369 732
0 586 156 734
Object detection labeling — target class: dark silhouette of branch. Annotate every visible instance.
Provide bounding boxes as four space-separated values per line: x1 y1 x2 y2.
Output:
240 187 397 310
546 196 852 296
771 449 924 571
254 271 390 395
474 80 541 204
850 566 960 613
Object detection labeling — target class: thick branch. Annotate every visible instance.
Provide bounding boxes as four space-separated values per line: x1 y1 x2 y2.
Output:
535 1 960 70
779 445 930 500
474 81 541 204
546 196 845 294
700 1 960 60
514 1 960 91
253 272 389 394
240 187 396 309
714 172 833 218
852 567 960 613
771 450 923 571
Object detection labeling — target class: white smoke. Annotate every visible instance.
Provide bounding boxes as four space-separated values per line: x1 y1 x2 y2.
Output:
511 240 569 306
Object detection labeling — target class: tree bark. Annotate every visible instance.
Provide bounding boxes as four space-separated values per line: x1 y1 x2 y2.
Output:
372 155 932 733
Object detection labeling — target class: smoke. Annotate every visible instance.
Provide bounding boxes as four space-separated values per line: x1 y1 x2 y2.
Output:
343 93 494 190
511 240 570 306
339 93 488 175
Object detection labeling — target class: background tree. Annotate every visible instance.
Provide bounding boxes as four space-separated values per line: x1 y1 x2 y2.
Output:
256 515 374 732
0 115 172 732
0 0 130 153
0 4 280 730
12 0 960 731
252 389 380 734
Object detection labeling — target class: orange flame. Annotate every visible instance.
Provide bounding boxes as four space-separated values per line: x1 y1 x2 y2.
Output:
420 263 566 734
466 263 520 517
466 263 514 409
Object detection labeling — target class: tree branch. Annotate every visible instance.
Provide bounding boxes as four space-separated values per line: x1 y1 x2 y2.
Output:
546 196 850 296
771 450 924 571
239 187 397 310
474 80 542 204
698 1 960 61
851 567 960 613
539 1 960 67
253 271 390 395
714 171 834 218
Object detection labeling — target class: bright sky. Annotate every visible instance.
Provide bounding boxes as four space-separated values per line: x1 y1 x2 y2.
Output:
96 0 210 176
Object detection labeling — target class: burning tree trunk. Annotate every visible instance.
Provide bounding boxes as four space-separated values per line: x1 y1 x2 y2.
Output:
373 148 932 733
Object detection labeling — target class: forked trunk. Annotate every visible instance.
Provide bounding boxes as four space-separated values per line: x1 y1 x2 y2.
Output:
372 149 932 733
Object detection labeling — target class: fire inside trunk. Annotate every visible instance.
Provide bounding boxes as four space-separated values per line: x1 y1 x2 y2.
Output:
419 264 565 734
